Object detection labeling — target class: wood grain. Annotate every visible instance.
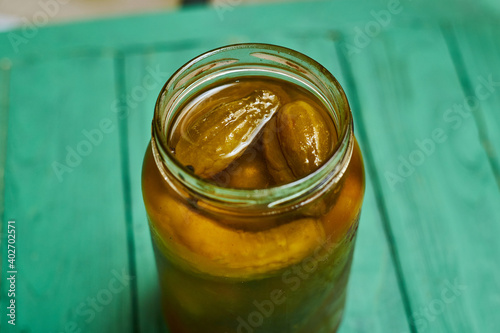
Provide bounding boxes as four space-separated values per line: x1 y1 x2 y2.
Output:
2 56 133 332
444 22 500 189
343 22 500 332
0 0 484 59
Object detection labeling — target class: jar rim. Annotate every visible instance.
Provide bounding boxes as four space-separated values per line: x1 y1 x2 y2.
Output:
151 43 354 212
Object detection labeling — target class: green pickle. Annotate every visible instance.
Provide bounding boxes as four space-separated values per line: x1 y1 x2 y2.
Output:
142 47 365 333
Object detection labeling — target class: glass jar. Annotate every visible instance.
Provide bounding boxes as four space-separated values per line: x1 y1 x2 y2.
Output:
142 43 365 333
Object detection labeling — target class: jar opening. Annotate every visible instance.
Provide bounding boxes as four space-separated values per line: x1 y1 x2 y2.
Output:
151 43 353 213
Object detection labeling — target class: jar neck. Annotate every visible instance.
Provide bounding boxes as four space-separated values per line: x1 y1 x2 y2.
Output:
151 43 354 215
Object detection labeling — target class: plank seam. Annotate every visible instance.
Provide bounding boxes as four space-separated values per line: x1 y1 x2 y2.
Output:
441 23 500 191
333 34 417 333
114 52 140 333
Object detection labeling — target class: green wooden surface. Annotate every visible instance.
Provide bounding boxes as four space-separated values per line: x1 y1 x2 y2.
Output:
3 57 133 332
341 21 500 332
449 23 500 188
1 0 499 332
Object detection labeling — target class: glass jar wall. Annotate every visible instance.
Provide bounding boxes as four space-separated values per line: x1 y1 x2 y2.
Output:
142 44 365 333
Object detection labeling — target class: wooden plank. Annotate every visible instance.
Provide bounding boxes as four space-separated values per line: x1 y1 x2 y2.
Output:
341 178 410 332
0 0 483 60
1 56 133 332
341 22 500 332
444 22 500 188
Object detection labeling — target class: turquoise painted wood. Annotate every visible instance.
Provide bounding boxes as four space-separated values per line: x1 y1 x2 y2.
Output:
342 22 500 332
1 1 499 332
2 57 133 332
450 22 500 188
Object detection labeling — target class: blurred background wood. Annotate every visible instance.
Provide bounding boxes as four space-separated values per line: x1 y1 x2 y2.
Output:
2 0 498 31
